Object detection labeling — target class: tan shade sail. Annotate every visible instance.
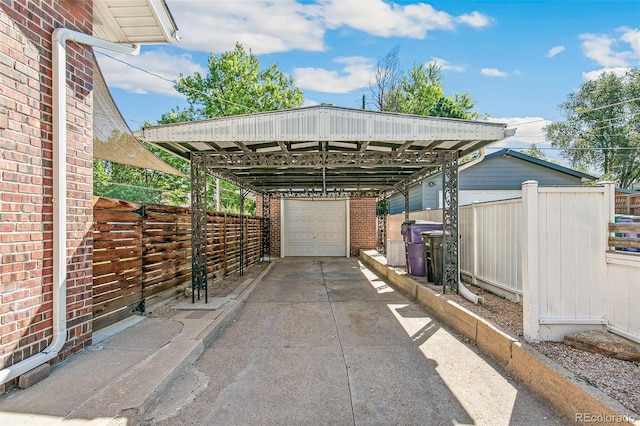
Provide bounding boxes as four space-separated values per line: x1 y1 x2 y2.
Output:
93 53 186 177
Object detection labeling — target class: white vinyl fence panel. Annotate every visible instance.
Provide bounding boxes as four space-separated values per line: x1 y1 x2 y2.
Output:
522 182 615 342
606 253 640 343
469 200 523 297
386 181 639 344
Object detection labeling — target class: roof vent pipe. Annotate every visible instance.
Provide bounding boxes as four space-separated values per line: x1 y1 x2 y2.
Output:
0 29 138 386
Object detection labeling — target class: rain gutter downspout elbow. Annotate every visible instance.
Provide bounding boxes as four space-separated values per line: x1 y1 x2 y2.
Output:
0 29 138 386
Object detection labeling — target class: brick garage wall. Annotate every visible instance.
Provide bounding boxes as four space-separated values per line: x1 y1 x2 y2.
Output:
0 0 94 379
255 195 281 258
349 198 377 256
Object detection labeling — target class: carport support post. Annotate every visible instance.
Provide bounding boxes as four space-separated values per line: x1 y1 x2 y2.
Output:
239 188 247 276
442 150 460 294
261 194 271 262
191 152 208 303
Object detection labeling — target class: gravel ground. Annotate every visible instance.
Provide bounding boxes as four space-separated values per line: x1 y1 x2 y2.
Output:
441 283 640 416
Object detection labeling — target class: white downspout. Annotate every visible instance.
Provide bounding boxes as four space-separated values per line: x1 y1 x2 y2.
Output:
457 148 486 305
0 29 138 386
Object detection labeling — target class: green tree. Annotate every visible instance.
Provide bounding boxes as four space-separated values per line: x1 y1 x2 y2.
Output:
150 43 306 214
544 69 640 189
391 63 478 119
166 42 303 121
520 144 548 160
369 48 479 119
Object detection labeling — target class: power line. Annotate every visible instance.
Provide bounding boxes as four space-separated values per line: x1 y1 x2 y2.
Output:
95 50 259 117
504 97 640 129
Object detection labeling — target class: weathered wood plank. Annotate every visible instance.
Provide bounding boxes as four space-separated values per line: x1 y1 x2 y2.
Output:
93 247 142 262
609 237 640 250
609 223 640 233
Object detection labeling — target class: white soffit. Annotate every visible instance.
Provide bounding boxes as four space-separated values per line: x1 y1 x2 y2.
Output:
93 0 180 44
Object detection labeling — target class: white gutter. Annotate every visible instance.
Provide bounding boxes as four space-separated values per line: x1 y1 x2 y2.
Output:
0 29 138 386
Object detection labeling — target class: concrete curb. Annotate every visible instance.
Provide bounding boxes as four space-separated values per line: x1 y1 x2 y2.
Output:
196 262 274 349
360 250 638 425
118 262 274 419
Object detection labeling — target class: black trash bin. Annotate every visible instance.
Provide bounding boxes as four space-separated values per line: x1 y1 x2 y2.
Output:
421 231 445 284
401 221 442 276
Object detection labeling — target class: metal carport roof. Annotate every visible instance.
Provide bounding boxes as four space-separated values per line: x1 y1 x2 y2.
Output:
139 104 512 297
139 105 511 196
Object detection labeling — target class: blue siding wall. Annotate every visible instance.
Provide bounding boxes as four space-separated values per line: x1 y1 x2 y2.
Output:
389 183 422 214
388 154 588 212
420 156 585 209
458 156 582 190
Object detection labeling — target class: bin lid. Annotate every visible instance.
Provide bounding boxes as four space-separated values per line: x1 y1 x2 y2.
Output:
420 230 448 237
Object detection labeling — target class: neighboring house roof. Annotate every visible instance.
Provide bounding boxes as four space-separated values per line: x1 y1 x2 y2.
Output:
388 146 599 213
616 188 640 194
484 149 596 182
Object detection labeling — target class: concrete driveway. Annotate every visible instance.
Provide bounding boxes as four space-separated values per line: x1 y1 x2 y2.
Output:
146 257 567 425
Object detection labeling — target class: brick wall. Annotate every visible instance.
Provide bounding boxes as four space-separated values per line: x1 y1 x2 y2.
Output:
349 198 377 256
0 0 94 378
256 195 280 257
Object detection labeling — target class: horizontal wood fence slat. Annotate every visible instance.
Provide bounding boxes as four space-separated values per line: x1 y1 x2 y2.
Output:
92 196 263 331
609 222 640 251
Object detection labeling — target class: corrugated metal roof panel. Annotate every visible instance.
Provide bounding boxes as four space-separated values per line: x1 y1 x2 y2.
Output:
143 106 507 146
141 105 510 195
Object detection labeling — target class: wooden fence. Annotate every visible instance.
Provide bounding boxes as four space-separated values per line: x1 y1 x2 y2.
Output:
609 221 640 252
92 197 262 331
615 193 640 215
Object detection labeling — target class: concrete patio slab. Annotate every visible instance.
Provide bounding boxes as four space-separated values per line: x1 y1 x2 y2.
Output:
152 346 353 426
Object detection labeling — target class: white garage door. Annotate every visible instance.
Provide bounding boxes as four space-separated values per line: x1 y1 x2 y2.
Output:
282 199 347 257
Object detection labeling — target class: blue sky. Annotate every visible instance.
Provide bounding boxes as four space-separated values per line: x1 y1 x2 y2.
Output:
97 0 640 163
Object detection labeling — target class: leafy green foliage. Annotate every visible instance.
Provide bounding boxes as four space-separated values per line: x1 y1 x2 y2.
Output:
98 43 306 214
544 69 640 189
519 144 547 160
169 42 303 120
370 48 479 119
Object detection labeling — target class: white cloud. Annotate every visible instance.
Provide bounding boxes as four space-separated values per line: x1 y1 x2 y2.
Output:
580 33 628 67
582 67 631 81
547 46 565 58
430 57 466 72
579 27 640 79
456 11 490 28
167 0 325 54
491 117 551 147
619 27 640 57
162 1 492 55
481 68 508 77
294 56 374 94
95 50 206 97
320 0 489 38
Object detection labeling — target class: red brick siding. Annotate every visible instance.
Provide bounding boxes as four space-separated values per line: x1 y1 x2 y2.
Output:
0 0 94 375
349 198 377 256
